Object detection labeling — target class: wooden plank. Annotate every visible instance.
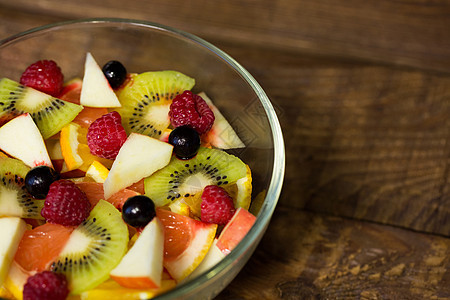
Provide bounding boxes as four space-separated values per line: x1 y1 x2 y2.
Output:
217 207 450 299
2 0 450 72
220 43 450 236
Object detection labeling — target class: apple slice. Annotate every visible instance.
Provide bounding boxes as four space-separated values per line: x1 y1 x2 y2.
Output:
200 92 245 149
80 52 121 107
110 217 164 289
103 133 173 199
0 217 27 286
216 208 256 255
0 113 52 168
183 239 225 282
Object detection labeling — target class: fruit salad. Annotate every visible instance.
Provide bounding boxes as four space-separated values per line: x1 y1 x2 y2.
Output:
0 52 257 300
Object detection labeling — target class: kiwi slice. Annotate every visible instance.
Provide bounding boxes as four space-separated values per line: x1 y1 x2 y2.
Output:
0 78 83 139
50 200 128 295
0 156 44 219
116 71 195 138
145 147 248 207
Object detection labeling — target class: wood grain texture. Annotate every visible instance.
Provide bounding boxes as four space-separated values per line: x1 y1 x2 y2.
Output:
0 5 449 235
2 0 450 73
220 43 450 236
217 207 450 299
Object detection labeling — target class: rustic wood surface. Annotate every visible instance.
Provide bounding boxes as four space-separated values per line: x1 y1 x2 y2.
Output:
0 1 449 299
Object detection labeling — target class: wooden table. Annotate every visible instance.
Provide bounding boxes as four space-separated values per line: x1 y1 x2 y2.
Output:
0 1 449 299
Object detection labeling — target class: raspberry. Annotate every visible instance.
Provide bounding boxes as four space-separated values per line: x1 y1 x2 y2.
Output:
23 271 69 300
200 185 236 225
87 111 127 160
169 90 215 135
41 179 91 226
20 60 64 97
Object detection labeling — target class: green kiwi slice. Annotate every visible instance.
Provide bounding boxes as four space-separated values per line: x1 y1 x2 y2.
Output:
116 71 195 138
50 200 128 295
0 78 83 139
0 156 44 219
144 147 248 207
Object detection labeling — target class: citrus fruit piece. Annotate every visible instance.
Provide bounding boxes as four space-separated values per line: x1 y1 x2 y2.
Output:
60 122 113 172
168 199 190 216
79 277 176 300
14 223 75 272
85 161 109 183
73 107 109 129
156 208 217 282
2 261 32 300
75 182 140 210
59 78 82 104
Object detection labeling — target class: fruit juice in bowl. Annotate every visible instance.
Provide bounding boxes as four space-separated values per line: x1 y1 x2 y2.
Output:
0 18 285 300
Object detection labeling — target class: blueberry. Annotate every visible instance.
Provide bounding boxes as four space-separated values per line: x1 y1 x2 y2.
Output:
25 166 60 199
168 125 201 160
102 60 127 89
122 195 156 228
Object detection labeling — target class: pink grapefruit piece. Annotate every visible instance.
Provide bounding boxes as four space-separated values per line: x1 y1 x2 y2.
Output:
216 208 256 255
14 223 75 272
156 208 217 282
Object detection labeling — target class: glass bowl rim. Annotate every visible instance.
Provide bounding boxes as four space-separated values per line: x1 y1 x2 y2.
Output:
0 17 285 299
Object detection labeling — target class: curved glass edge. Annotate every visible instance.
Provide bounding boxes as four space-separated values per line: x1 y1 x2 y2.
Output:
0 18 286 299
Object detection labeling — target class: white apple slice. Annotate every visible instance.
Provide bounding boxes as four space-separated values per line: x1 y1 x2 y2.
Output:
200 92 245 149
0 113 52 168
103 133 173 199
0 217 27 286
216 208 256 255
110 217 164 289
183 239 225 282
80 52 121 107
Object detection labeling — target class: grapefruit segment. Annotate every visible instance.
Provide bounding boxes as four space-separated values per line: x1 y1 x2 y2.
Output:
75 181 140 210
14 223 75 272
156 208 217 282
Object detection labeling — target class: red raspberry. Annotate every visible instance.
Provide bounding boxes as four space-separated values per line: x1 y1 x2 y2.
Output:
169 90 215 135
87 111 127 160
201 185 236 225
20 60 64 97
23 271 69 300
41 179 91 226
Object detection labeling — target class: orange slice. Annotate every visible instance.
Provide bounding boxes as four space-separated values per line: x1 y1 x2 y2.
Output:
156 208 217 282
60 122 112 172
79 277 176 300
14 223 75 272
85 161 109 183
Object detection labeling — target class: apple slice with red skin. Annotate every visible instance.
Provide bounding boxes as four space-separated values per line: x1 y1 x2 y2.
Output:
216 208 256 255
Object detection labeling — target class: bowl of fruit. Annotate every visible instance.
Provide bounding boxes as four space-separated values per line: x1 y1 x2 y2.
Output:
0 18 285 300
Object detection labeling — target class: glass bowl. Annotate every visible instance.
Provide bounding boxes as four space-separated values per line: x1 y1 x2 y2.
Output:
0 18 285 299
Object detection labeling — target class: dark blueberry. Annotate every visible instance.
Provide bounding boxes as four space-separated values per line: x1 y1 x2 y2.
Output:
122 195 156 228
25 166 60 199
102 60 127 89
168 125 201 160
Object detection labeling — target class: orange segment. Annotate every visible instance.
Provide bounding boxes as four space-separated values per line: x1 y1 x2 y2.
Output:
60 122 113 172
156 208 217 281
85 161 109 183
14 223 75 272
79 277 176 300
